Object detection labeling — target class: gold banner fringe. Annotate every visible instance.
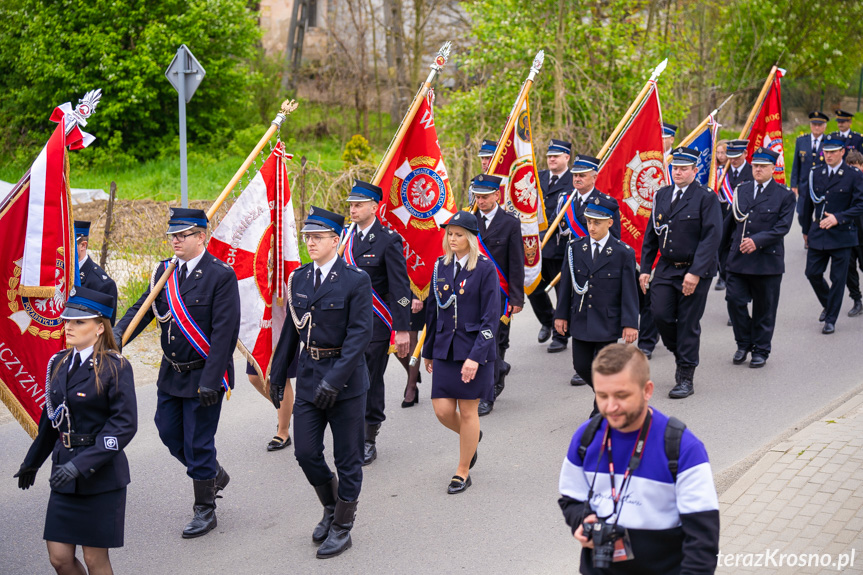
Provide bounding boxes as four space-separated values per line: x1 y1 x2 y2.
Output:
18 286 56 298
0 379 38 439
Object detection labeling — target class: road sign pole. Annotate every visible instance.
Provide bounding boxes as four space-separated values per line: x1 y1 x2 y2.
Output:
177 48 189 208
178 48 188 208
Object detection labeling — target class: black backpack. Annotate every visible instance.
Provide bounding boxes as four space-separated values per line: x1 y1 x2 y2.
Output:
577 414 687 481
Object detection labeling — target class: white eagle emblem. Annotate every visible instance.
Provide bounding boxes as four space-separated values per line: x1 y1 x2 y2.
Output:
410 178 437 209
512 172 537 208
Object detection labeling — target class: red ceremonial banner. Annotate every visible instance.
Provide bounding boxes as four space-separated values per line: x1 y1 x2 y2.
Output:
377 91 456 298
209 142 300 381
0 119 76 438
746 69 785 184
594 85 667 265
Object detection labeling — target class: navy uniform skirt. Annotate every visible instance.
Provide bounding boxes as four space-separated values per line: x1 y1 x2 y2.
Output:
431 357 494 402
44 487 127 548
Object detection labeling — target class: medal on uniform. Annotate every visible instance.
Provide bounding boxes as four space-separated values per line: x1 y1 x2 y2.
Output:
443 284 449 291
459 279 466 294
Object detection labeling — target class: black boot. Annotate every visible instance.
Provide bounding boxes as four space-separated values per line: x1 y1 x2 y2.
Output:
214 466 230 494
317 498 358 558
362 423 380 466
182 478 218 538
312 478 338 544
493 373 506 399
668 366 695 399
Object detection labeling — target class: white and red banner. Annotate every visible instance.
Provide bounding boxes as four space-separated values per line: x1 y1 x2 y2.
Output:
487 97 546 295
594 84 667 265
0 107 92 437
377 90 456 298
209 142 300 381
746 69 786 183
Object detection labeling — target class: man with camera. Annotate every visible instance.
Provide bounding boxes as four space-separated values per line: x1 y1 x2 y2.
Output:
558 344 719 574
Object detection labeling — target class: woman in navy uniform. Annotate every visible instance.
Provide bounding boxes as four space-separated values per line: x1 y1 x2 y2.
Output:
422 211 500 494
554 196 639 417
15 286 137 575
270 206 373 559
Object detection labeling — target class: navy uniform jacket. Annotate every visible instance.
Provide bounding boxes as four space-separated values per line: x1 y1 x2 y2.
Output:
798 161 863 250
727 162 753 191
790 134 826 189
722 179 796 275
270 258 373 402
538 169 574 259
422 255 500 364
641 182 723 280
554 236 639 342
350 219 411 342
114 250 241 398
478 208 525 309
79 257 118 325
829 130 863 155
567 188 622 240
22 350 137 495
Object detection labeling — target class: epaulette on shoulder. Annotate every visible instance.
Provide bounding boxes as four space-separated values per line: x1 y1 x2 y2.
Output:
210 256 233 271
613 238 631 249
346 264 363 273
385 227 395 235
479 254 489 261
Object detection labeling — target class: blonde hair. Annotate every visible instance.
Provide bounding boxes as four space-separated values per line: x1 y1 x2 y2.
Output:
441 226 479 271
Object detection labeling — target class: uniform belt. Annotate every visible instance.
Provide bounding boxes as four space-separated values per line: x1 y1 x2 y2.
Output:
661 257 692 269
163 355 206 372
305 346 342 360
61 432 96 449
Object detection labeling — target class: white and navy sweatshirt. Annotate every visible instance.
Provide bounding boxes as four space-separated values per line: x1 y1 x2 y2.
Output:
558 408 720 575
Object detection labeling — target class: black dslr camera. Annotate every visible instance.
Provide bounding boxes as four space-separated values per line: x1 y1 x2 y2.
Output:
582 518 626 569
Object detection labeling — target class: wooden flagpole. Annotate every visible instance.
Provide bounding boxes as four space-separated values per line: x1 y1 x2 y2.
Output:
540 59 668 252
120 99 300 347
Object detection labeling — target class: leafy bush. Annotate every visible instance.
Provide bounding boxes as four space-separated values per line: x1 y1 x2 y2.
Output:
342 134 372 165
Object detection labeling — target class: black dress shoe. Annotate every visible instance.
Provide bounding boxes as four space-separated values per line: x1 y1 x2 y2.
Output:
447 475 471 494
749 354 767 368
267 435 291 451
547 340 567 353
537 325 552 343
822 322 835 334
668 380 694 399
732 349 748 365
715 278 726 291
477 401 493 416
849 300 863 317
401 387 419 408
819 309 827 322
638 348 653 360
501 361 511 376
570 373 587 386
727 318 733 326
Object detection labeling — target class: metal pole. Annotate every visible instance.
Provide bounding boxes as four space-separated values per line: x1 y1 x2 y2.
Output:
857 66 862 112
178 48 188 208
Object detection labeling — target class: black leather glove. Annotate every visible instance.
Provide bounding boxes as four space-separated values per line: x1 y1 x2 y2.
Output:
48 461 80 490
312 380 339 410
112 329 123 352
198 385 221 407
14 465 38 490
269 381 285 410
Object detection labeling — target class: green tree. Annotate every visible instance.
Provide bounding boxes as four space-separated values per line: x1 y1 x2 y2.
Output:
0 0 261 161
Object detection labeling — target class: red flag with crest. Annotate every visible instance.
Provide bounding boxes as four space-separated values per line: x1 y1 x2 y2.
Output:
376 90 456 298
209 142 300 381
594 84 667 265
746 68 786 184
0 92 99 437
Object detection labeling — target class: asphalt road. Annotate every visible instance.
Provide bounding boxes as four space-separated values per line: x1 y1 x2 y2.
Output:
2 219 862 574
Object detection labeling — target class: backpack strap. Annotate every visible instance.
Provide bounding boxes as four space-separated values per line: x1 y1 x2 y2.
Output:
664 416 687 482
577 414 605 461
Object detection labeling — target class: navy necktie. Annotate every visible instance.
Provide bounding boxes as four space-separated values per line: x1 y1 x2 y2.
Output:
179 263 188 286
314 268 322 291
68 352 81 380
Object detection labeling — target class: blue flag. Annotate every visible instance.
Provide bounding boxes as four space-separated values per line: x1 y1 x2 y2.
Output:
689 126 715 185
